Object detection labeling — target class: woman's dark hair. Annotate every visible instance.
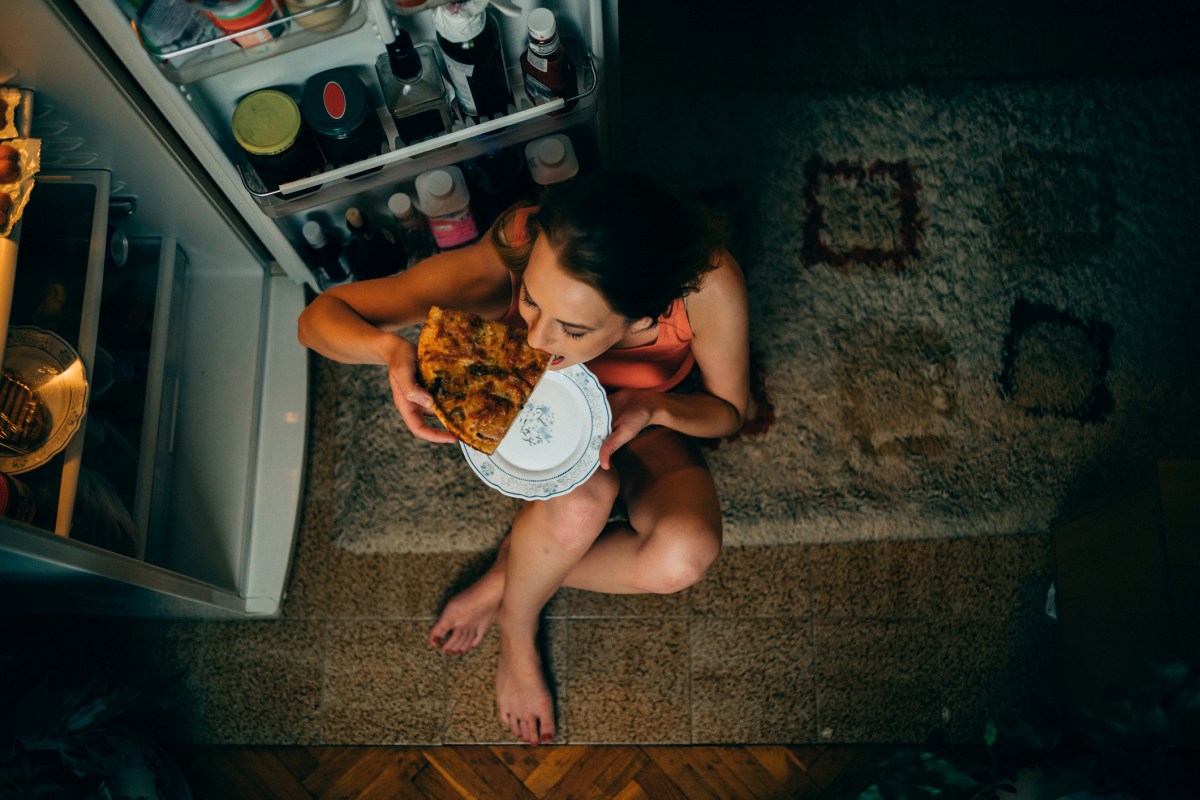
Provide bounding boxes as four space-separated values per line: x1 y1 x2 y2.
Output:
490 171 727 322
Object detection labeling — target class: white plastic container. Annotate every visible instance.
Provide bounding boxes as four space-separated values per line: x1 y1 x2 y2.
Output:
414 165 479 249
524 133 579 190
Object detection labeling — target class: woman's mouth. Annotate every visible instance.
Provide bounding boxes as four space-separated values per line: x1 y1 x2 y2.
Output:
550 355 565 366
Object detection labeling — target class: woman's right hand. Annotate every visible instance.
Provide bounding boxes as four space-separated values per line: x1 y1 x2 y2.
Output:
382 335 459 445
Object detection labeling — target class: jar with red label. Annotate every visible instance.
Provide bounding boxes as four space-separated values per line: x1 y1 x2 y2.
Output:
300 68 386 171
191 0 285 48
1 472 36 524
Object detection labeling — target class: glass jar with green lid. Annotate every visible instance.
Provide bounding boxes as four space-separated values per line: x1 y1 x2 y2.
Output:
231 89 322 194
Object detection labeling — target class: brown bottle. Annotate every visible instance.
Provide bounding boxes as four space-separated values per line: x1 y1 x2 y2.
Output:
519 8 577 109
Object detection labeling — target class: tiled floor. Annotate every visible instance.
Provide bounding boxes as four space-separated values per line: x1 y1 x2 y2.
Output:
16 352 1057 745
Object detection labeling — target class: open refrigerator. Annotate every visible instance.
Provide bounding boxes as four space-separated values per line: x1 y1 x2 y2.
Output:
0 0 618 617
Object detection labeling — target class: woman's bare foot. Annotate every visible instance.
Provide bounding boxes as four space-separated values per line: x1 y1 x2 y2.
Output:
495 635 555 746
428 538 509 655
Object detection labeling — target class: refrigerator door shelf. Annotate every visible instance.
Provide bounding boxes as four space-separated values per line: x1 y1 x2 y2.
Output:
243 44 599 217
1 172 109 539
145 0 367 87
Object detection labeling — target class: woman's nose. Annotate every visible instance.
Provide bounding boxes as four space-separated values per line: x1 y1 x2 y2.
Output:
526 314 553 351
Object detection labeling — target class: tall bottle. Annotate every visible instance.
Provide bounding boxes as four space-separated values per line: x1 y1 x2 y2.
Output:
301 220 349 287
387 192 436 265
375 28 454 147
344 208 407 281
462 145 529 231
519 8 577 109
431 0 513 122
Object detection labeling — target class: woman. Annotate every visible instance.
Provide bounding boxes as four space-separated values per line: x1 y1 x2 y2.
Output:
298 171 750 746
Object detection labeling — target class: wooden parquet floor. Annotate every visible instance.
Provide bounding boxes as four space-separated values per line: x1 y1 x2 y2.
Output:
181 745 895 800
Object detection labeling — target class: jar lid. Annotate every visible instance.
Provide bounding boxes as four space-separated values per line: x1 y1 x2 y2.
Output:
527 8 557 41
301 68 370 137
194 0 266 18
232 89 302 156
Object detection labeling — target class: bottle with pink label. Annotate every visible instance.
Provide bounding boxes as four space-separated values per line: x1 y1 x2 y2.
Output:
414 165 479 250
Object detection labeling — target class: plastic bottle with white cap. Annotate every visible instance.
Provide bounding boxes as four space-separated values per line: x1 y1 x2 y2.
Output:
388 191 436 264
414 165 480 250
524 133 579 196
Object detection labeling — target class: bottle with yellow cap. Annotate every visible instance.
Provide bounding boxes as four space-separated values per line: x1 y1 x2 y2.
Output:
231 89 322 194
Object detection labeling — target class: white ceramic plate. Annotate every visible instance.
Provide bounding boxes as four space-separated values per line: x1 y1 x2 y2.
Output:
462 364 611 500
0 326 89 475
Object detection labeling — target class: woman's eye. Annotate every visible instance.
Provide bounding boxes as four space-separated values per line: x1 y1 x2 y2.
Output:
521 289 537 308
563 329 585 340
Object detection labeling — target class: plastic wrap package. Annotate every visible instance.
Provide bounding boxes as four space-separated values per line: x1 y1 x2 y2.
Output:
0 87 18 139
1 136 40 238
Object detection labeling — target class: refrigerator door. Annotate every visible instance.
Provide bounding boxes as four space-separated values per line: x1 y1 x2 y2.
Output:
0 0 307 617
71 0 616 291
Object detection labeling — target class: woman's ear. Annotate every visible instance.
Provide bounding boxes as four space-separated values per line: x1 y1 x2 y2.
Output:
628 316 656 335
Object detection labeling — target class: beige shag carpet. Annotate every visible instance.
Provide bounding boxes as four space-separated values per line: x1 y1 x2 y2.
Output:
328 74 1200 554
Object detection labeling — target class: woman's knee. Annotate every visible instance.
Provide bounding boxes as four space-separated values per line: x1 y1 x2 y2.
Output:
637 519 722 594
539 471 619 551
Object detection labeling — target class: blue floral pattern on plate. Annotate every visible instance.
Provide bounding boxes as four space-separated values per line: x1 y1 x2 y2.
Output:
461 364 611 500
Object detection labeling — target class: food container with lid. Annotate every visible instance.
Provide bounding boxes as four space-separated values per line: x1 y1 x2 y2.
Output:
300 68 386 172
231 89 322 193
193 0 286 48
283 0 351 33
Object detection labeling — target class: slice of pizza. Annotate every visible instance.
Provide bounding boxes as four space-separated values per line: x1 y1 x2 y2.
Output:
417 305 552 454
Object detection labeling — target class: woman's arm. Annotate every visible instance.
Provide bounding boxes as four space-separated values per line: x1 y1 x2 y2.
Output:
297 239 513 363
296 234 514 442
599 252 751 467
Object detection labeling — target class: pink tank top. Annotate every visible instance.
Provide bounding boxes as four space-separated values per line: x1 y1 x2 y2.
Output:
499 207 696 392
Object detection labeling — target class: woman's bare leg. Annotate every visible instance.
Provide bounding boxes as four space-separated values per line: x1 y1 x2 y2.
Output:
429 431 721 650
494 467 620 745
428 430 722 744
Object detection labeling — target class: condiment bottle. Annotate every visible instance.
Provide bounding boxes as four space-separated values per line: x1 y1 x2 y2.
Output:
231 89 322 194
414 166 479 250
301 220 349 287
387 192 436 264
431 0 513 122
524 133 579 195
519 7 577 109
301 69 387 171
374 28 454 147
344 208 406 281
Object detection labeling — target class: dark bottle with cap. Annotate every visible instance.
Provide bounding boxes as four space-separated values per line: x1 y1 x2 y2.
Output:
520 7 577 109
462 145 529 231
344 207 406 281
432 0 512 123
375 28 454 146
301 220 349 286
231 88 322 193
301 69 387 172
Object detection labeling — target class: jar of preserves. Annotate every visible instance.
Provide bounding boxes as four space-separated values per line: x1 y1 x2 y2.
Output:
300 68 387 171
231 89 322 193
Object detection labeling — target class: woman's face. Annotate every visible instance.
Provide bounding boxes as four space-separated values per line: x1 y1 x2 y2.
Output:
519 236 640 369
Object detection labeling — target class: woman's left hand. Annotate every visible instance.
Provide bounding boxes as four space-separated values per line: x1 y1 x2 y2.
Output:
599 389 657 470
